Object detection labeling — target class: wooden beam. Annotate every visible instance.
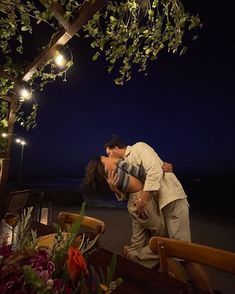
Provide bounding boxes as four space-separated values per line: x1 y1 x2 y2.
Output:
22 0 108 82
1 0 108 82
67 0 108 37
43 1 71 30
21 29 69 81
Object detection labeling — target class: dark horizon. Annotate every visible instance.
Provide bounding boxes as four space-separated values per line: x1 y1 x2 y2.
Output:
7 170 235 221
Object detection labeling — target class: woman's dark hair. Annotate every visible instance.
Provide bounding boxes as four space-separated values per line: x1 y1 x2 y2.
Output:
83 156 109 192
104 135 126 150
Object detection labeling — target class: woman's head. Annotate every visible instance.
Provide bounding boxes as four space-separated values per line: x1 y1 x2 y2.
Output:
83 156 108 192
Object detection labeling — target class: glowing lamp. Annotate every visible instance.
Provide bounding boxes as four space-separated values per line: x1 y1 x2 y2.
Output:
15 138 21 144
54 53 66 67
19 88 32 100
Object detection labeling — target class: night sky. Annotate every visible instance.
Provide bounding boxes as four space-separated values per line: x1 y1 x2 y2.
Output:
9 0 235 179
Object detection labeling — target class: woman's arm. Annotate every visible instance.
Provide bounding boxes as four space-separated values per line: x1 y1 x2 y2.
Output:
106 170 128 200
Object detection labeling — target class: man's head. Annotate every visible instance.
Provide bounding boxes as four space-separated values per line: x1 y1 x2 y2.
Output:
104 136 126 159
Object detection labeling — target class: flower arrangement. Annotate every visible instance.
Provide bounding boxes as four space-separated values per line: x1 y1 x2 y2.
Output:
0 206 122 293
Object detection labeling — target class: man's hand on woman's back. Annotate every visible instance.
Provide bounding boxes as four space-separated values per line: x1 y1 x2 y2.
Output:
163 162 173 173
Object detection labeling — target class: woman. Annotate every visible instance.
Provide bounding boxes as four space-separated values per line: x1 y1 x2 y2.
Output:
84 156 143 195
84 156 167 268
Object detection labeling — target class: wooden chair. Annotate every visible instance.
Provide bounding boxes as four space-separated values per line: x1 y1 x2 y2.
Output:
149 236 235 293
58 211 105 235
58 212 105 255
7 189 31 212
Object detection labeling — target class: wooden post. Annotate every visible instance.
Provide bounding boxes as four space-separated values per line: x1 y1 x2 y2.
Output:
0 95 17 218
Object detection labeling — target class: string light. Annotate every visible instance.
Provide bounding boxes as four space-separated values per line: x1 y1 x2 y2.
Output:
15 138 26 145
1 133 26 145
19 87 32 100
54 52 66 67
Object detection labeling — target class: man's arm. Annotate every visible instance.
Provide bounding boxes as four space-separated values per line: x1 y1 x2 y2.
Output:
132 143 163 218
135 161 173 218
135 142 163 191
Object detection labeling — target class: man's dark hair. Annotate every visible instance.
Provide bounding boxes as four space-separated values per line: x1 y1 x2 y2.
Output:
104 135 126 150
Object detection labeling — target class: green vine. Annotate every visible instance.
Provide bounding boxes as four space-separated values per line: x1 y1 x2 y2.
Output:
0 0 75 133
83 0 202 85
0 0 201 137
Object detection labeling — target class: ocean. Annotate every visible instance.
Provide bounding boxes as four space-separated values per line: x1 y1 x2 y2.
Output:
7 174 235 220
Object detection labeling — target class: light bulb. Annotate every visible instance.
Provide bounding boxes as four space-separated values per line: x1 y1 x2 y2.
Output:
20 88 32 100
54 53 66 67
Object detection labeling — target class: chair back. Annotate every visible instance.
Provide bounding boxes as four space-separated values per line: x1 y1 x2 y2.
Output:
58 211 105 235
7 189 31 212
149 236 235 275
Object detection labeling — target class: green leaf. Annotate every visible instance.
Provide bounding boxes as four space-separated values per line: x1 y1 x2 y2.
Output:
152 0 159 9
92 52 100 61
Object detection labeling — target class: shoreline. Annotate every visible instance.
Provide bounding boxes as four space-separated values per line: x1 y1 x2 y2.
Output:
7 174 235 221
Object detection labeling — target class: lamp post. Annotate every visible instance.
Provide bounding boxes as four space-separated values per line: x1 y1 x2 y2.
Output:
15 138 26 185
1 133 27 186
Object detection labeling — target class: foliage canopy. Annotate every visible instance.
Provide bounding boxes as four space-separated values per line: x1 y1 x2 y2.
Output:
0 0 201 153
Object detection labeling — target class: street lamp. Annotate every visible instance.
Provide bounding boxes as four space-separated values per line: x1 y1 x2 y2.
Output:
1 133 27 185
15 138 26 185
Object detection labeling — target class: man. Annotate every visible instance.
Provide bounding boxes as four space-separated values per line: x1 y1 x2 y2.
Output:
104 136 191 242
104 137 214 291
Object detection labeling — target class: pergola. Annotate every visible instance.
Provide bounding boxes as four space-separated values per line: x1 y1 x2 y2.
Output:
0 0 108 217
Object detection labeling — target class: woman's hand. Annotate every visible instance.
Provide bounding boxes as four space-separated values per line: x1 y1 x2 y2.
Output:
106 170 119 192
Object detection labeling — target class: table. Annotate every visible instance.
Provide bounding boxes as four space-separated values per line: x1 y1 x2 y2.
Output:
33 223 205 294
92 248 205 294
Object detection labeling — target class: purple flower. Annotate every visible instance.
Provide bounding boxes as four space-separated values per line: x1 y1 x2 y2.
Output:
28 250 55 282
0 244 13 259
30 249 49 268
47 261 55 276
39 269 50 282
